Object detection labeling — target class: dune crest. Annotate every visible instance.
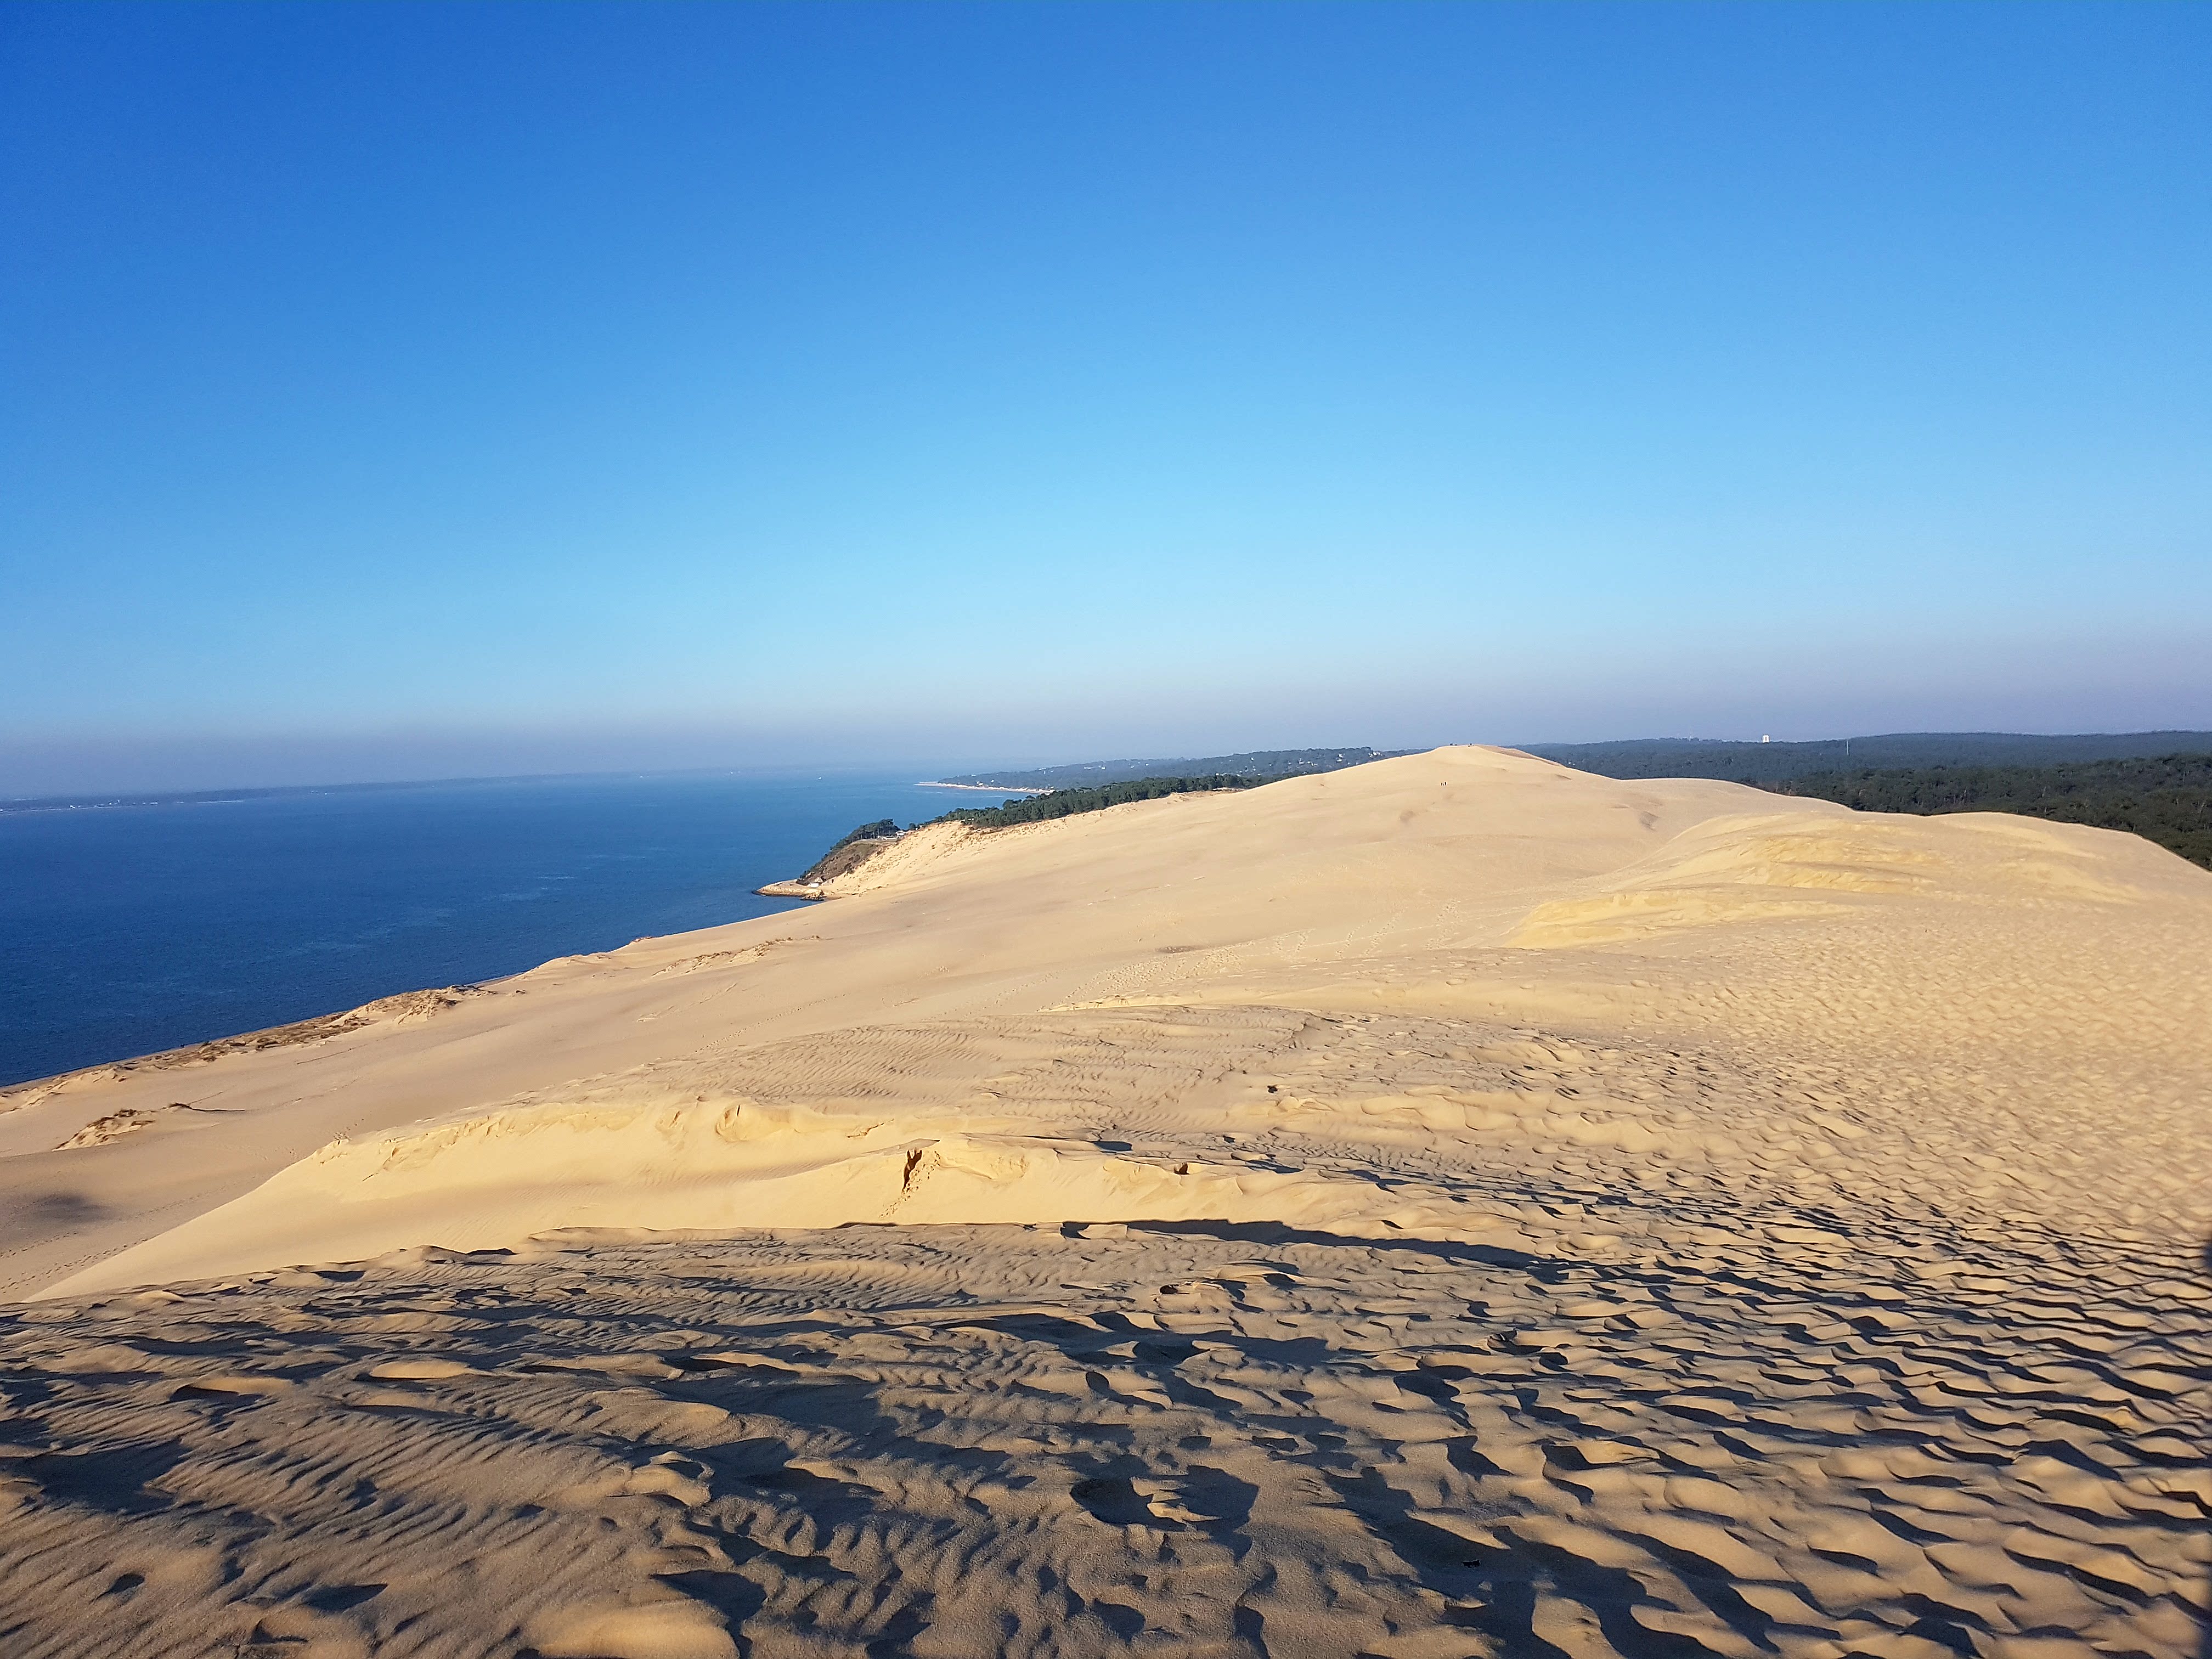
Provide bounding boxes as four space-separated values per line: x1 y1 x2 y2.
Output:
5 748 2208 1659
15 745 2208 1297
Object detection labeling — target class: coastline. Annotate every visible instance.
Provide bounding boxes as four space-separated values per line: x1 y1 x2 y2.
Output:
915 780 1051 793
3 748 2207 1659
0 771 981 1091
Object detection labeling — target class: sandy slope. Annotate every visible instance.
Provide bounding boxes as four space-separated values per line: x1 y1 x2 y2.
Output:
1 747 2206 1659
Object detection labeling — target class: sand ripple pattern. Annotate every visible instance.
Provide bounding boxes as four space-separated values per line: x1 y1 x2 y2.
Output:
6 751 2209 1656
2 1203 2204 1659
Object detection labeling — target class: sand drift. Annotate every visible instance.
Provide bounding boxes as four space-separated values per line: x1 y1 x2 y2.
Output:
3 747 2207 1659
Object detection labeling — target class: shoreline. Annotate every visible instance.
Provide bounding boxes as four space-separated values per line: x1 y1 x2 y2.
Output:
916 780 1051 793
754 879 828 901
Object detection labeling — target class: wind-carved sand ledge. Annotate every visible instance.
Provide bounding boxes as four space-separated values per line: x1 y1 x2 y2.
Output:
2 747 2207 1659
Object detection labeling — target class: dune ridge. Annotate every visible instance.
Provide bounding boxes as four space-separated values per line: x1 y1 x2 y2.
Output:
2 747 2207 1659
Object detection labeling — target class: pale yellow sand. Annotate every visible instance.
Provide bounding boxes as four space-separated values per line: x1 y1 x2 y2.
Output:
2 747 2206 1658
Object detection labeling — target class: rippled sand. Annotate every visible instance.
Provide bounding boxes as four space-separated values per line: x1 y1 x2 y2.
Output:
2 748 2205 1658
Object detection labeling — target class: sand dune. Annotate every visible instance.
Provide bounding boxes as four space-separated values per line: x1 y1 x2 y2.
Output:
3 747 2207 1658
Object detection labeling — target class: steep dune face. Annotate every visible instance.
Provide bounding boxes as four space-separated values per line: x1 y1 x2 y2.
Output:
4 747 2208 1659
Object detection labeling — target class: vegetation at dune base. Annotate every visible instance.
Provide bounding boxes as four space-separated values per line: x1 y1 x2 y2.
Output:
934 775 1265 830
940 748 1409 792
794 753 2212 887
792 783 1265 889
1760 754 2212 871
1528 730 2212 785
796 818 901 883
791 780 1263 886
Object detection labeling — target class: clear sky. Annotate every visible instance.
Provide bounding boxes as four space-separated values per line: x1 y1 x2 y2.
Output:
4 2 2208 793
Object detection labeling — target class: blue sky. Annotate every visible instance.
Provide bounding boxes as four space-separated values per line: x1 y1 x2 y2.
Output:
4 2 2208 792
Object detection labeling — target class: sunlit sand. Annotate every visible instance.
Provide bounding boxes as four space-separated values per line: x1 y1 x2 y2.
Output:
4 748 2206 1658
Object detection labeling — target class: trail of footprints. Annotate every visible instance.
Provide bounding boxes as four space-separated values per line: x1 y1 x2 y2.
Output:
1 1213 2203 1659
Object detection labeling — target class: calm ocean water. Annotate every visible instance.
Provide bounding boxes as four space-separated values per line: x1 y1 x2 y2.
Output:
0 770 990 1088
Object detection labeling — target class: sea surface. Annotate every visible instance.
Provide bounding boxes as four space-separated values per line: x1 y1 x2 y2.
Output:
0 770 993 1088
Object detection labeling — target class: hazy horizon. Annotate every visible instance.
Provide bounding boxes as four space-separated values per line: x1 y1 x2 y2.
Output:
12 714 2212 803
6 4 2207 796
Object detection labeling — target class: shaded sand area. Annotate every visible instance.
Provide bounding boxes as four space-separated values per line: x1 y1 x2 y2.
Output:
2 748 2207 1658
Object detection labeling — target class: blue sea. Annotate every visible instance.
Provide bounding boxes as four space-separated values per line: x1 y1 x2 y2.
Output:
0 770 994 1089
